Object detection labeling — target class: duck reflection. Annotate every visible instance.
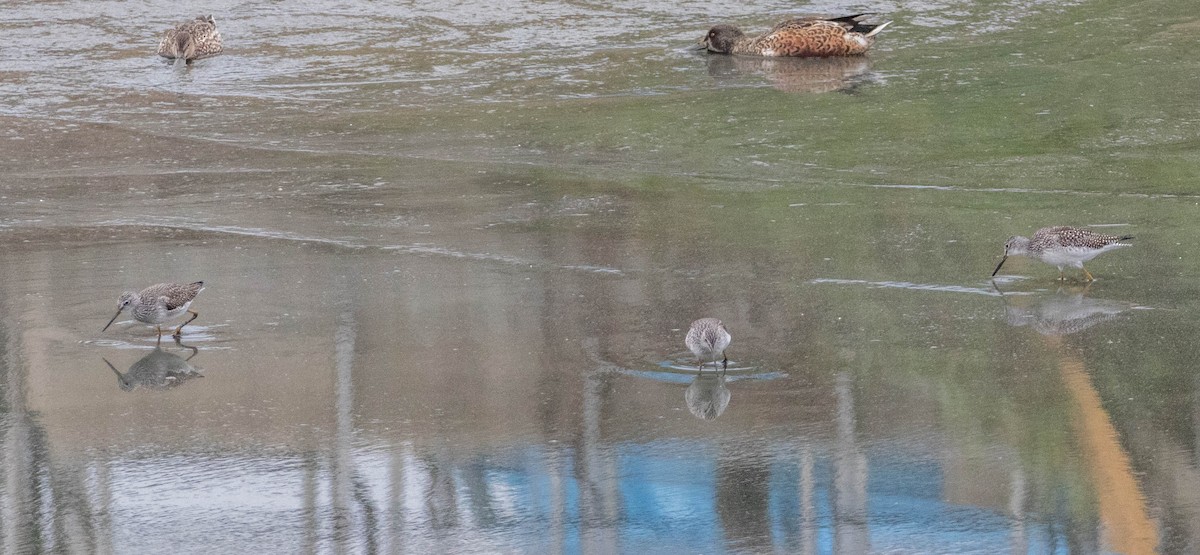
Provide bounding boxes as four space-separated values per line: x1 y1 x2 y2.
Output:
1000 286 1131 336
686 373 731 420
102 338 203 391
705 55 874 94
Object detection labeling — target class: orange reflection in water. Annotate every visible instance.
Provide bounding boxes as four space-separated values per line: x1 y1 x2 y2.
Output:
1046 335 1158 554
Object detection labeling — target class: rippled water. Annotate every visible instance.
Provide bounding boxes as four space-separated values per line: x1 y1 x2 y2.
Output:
2 0 1200 553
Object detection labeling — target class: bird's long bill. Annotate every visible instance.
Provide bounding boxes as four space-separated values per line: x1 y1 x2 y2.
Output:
991 255 1008 277
102 309 123 331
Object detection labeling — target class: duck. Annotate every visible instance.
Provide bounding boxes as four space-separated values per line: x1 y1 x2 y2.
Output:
700 13 891 57
157 15 223 62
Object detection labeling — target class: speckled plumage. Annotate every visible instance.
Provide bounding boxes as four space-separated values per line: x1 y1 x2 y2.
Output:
701 14 891 57
992 226 1134 281
103 281 205 336
157 15 223 62
685 317 731 372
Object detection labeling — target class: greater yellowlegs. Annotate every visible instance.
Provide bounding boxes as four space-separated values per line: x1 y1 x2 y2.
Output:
992 226 1134 281
103 281 205 337
685 317 731 373
157 15 223 62
699 14 891 57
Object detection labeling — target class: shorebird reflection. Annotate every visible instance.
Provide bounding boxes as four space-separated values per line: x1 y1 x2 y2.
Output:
102 338 203 391
686 373 731 420
999 285 1131 336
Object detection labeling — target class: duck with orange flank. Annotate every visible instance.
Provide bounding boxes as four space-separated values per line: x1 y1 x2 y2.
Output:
699 13 892 57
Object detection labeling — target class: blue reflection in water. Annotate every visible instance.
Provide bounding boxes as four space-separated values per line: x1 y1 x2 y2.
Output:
461 443 1051 554
619 446 721 551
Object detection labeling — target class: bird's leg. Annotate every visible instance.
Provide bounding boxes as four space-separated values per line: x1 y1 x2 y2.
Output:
1057 268 1065 282
1081 266 1095 282
155 329 163 346
174 309 199 337
697 357 704 373
722 351 728 374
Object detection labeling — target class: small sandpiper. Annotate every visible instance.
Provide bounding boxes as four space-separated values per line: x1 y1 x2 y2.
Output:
699 14 891 57
992 226 1134 281
685 318 732 373
157 15 223 63
103 281 205 337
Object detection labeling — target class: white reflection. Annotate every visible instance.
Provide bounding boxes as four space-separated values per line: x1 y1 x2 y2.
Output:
685 373 731 420
999 285 1132 336
101 339 201 392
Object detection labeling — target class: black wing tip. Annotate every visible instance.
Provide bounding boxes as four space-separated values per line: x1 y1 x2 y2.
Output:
832 13 877 21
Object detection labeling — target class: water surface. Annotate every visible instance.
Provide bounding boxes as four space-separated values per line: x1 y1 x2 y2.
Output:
2 0 1200 553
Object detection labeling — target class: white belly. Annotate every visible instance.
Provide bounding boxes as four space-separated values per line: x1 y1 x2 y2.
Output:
1040 244 1126 268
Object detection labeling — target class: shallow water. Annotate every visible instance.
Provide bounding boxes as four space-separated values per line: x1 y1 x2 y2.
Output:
2 0 1200 553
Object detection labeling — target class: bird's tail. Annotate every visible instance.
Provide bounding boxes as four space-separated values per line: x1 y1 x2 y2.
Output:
176 33 195 62
863 20 893 38
828 13 876 24
828 13 892 37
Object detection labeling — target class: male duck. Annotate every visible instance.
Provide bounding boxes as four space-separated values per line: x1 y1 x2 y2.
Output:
700 14 891 57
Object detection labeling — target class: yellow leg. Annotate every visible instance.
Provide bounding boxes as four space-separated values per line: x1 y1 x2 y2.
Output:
1082 266 1095 282
174 309 199 337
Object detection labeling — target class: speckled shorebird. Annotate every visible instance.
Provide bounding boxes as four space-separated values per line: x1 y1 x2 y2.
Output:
700 13 891 57
157 15 223 62
103 281 205 337
685 318 732 373
992 226 1134 281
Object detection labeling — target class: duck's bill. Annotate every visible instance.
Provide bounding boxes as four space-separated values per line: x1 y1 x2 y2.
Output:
991 255 1008 277
102 310 122 331
691 37 708 50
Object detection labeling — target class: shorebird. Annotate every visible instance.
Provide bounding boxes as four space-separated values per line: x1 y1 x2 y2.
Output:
699 14 891 57
992 226 1134 281
103 281 205 338
685 318 731 373
157 15 223 63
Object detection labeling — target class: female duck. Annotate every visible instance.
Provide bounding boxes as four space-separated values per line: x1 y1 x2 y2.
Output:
157 15 223 62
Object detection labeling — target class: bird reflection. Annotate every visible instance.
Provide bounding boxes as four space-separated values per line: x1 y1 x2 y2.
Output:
102 338 203 391
999 285 1131 336
705 55 874 94
685 373 731 420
